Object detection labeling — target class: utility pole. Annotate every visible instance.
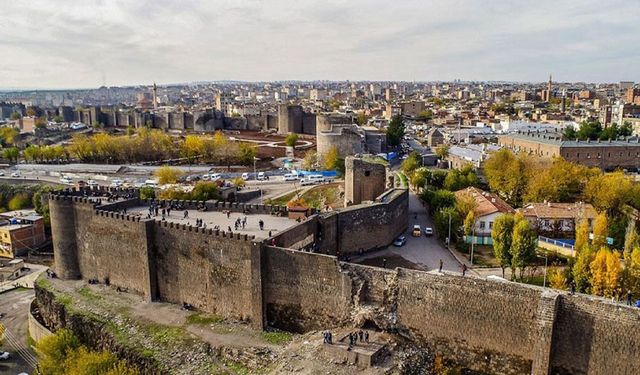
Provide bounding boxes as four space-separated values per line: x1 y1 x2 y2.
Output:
447 212 452 249
470 221 475 265
543 253 548 288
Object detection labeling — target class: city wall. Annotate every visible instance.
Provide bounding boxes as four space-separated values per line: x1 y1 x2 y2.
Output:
47 191 640 374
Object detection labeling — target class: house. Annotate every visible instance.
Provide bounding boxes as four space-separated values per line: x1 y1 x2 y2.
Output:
454 187 514 245
0 210 47 259
519 202 597 237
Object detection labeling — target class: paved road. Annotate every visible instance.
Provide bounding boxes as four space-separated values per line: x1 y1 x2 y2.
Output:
354 191 462 272
0 288 38 374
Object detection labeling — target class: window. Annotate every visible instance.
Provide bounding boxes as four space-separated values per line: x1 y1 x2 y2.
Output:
489 222 493 229
479 221 486 229
364 171 370 177
543 219 550 227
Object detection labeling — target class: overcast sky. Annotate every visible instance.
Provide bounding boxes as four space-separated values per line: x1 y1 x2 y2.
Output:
1 0 639 88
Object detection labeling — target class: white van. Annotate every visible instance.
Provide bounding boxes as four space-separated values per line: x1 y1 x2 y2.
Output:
283 173 297 181
307 174 325 183
144 179 159 187
300 178 315 186
257 172 266 180
241 172 250 180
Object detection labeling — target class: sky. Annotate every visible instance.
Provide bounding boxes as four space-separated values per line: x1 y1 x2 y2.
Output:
0 0 639 89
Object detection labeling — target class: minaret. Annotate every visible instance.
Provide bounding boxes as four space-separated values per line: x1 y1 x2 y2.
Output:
561 89 566 114
152 82 158 111
547 74 552 102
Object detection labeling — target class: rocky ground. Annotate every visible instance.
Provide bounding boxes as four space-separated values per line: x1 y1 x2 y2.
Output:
35 276 450 374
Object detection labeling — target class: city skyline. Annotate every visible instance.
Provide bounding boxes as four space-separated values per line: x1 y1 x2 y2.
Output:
1 0 639 88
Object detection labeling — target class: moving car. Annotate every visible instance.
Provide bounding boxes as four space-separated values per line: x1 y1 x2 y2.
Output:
424 227 434 236
393 235 407 247
412 224 422 237
0 351 10 360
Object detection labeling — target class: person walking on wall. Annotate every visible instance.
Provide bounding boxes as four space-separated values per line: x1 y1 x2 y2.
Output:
439 259 443 273
462 264 467 276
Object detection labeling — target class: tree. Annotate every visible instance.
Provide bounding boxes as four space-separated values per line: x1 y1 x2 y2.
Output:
235 142 256 165
524 157 598 203
434 206 461 242
26 107 36 117
435 145 449 159
592 213 608 250
33 185 54 225
483 149 529 206
584 171 634 214
443 165 479 191
417 110 433 120
491 214 515 278
10 112 21 120
3 147 19 164
182 135 205 163
190 181 220 201
386 115 405 146
510 215 537 280
409 168 429 190
0 127 19 146
154 166 183 184
356 112 368 125
401 151 421 176
549 268 568 290
37 329 82 375
285 133 299 148
463 210 475 240
8 193 30 210
139 186 155 200
589 248 621 297
574 219 590 254
302 150 318 170
323 146 339 170
573 246 595 293
232 177 246 187
562 125 577 140
625 247 640 296
576 120 603 140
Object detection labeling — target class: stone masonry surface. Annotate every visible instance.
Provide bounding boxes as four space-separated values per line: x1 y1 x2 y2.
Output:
47 188 640 375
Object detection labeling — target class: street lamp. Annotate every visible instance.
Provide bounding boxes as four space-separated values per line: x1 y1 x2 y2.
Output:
543 252 549 288
253 157 262 203
447 212 452 250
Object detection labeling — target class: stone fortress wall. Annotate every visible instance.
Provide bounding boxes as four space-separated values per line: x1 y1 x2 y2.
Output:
47 188 640 375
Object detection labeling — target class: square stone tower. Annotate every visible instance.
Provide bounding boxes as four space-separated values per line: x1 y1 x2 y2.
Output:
344 156 387 206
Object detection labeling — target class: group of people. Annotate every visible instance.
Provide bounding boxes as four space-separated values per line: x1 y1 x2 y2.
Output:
347 330 369 349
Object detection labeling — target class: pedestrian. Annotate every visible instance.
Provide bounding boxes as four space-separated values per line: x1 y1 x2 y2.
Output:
226 211 231 219
382 258 387 269
162 208 166 216
235 222 239 230
328 331 332 344
184 210 189 219
228 226 232 232
358 330 363 342
628 290 633 306
439 259 443 273
570 281 576 295
364 331 369 343
322 331 327 344
259 219 264 230
167 207 171 216
155 206 159 216
462 264 467 276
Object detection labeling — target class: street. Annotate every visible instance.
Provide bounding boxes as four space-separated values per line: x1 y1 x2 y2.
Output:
353 191 462 273
0 288 38 374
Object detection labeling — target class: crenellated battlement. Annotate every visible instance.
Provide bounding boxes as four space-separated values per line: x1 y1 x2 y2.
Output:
153 219 256 241
94 209 144 222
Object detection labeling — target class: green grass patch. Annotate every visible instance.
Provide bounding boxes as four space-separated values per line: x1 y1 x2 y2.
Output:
397 172 408 188
266 190 300 206
299 184 340 209
77 287 103 302
186 312 223 325
55 294 73 307
35 277 51 290
146 324 187 344
261 330 293 345
223 359 252 375
362 155 389 166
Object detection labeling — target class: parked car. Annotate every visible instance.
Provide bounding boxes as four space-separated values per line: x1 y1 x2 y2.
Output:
10 171 20 178
59 176 73 184
300 177 315 186
201 174 210 181
412 224 422 237
110 178 123 187
87 179 98 187
393 236 407 247
257 171 266 180
424 227 434 236
241 172 250 180
283 173 298 181
0 171 4 176
210 173 222 181
0 351 10 360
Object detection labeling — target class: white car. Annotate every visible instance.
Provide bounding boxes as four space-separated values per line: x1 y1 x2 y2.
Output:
257 172 266 180
202 174 210 181
0 171 4 176
283 173 298 181
10 172 20 178
110 179 123 187
87 179 98 187
0 351 10 360
60 176 73 184
300 178 316 186
424 227 434 236
210 173 222 181
241 172 250 180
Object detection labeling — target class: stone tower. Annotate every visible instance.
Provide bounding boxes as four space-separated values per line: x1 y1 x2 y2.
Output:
152 82 158 111
344 156 387 206
49 196 81 279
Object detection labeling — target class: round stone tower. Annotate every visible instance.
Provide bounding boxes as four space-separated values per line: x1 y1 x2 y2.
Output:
49 195 81 279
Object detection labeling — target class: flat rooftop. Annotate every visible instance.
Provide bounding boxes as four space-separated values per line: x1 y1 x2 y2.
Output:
127 206 298 240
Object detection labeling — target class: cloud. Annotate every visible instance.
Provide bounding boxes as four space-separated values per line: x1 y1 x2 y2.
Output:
0 0 638 88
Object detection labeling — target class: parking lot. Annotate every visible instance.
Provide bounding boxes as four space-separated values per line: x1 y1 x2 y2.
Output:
0 288 38 374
